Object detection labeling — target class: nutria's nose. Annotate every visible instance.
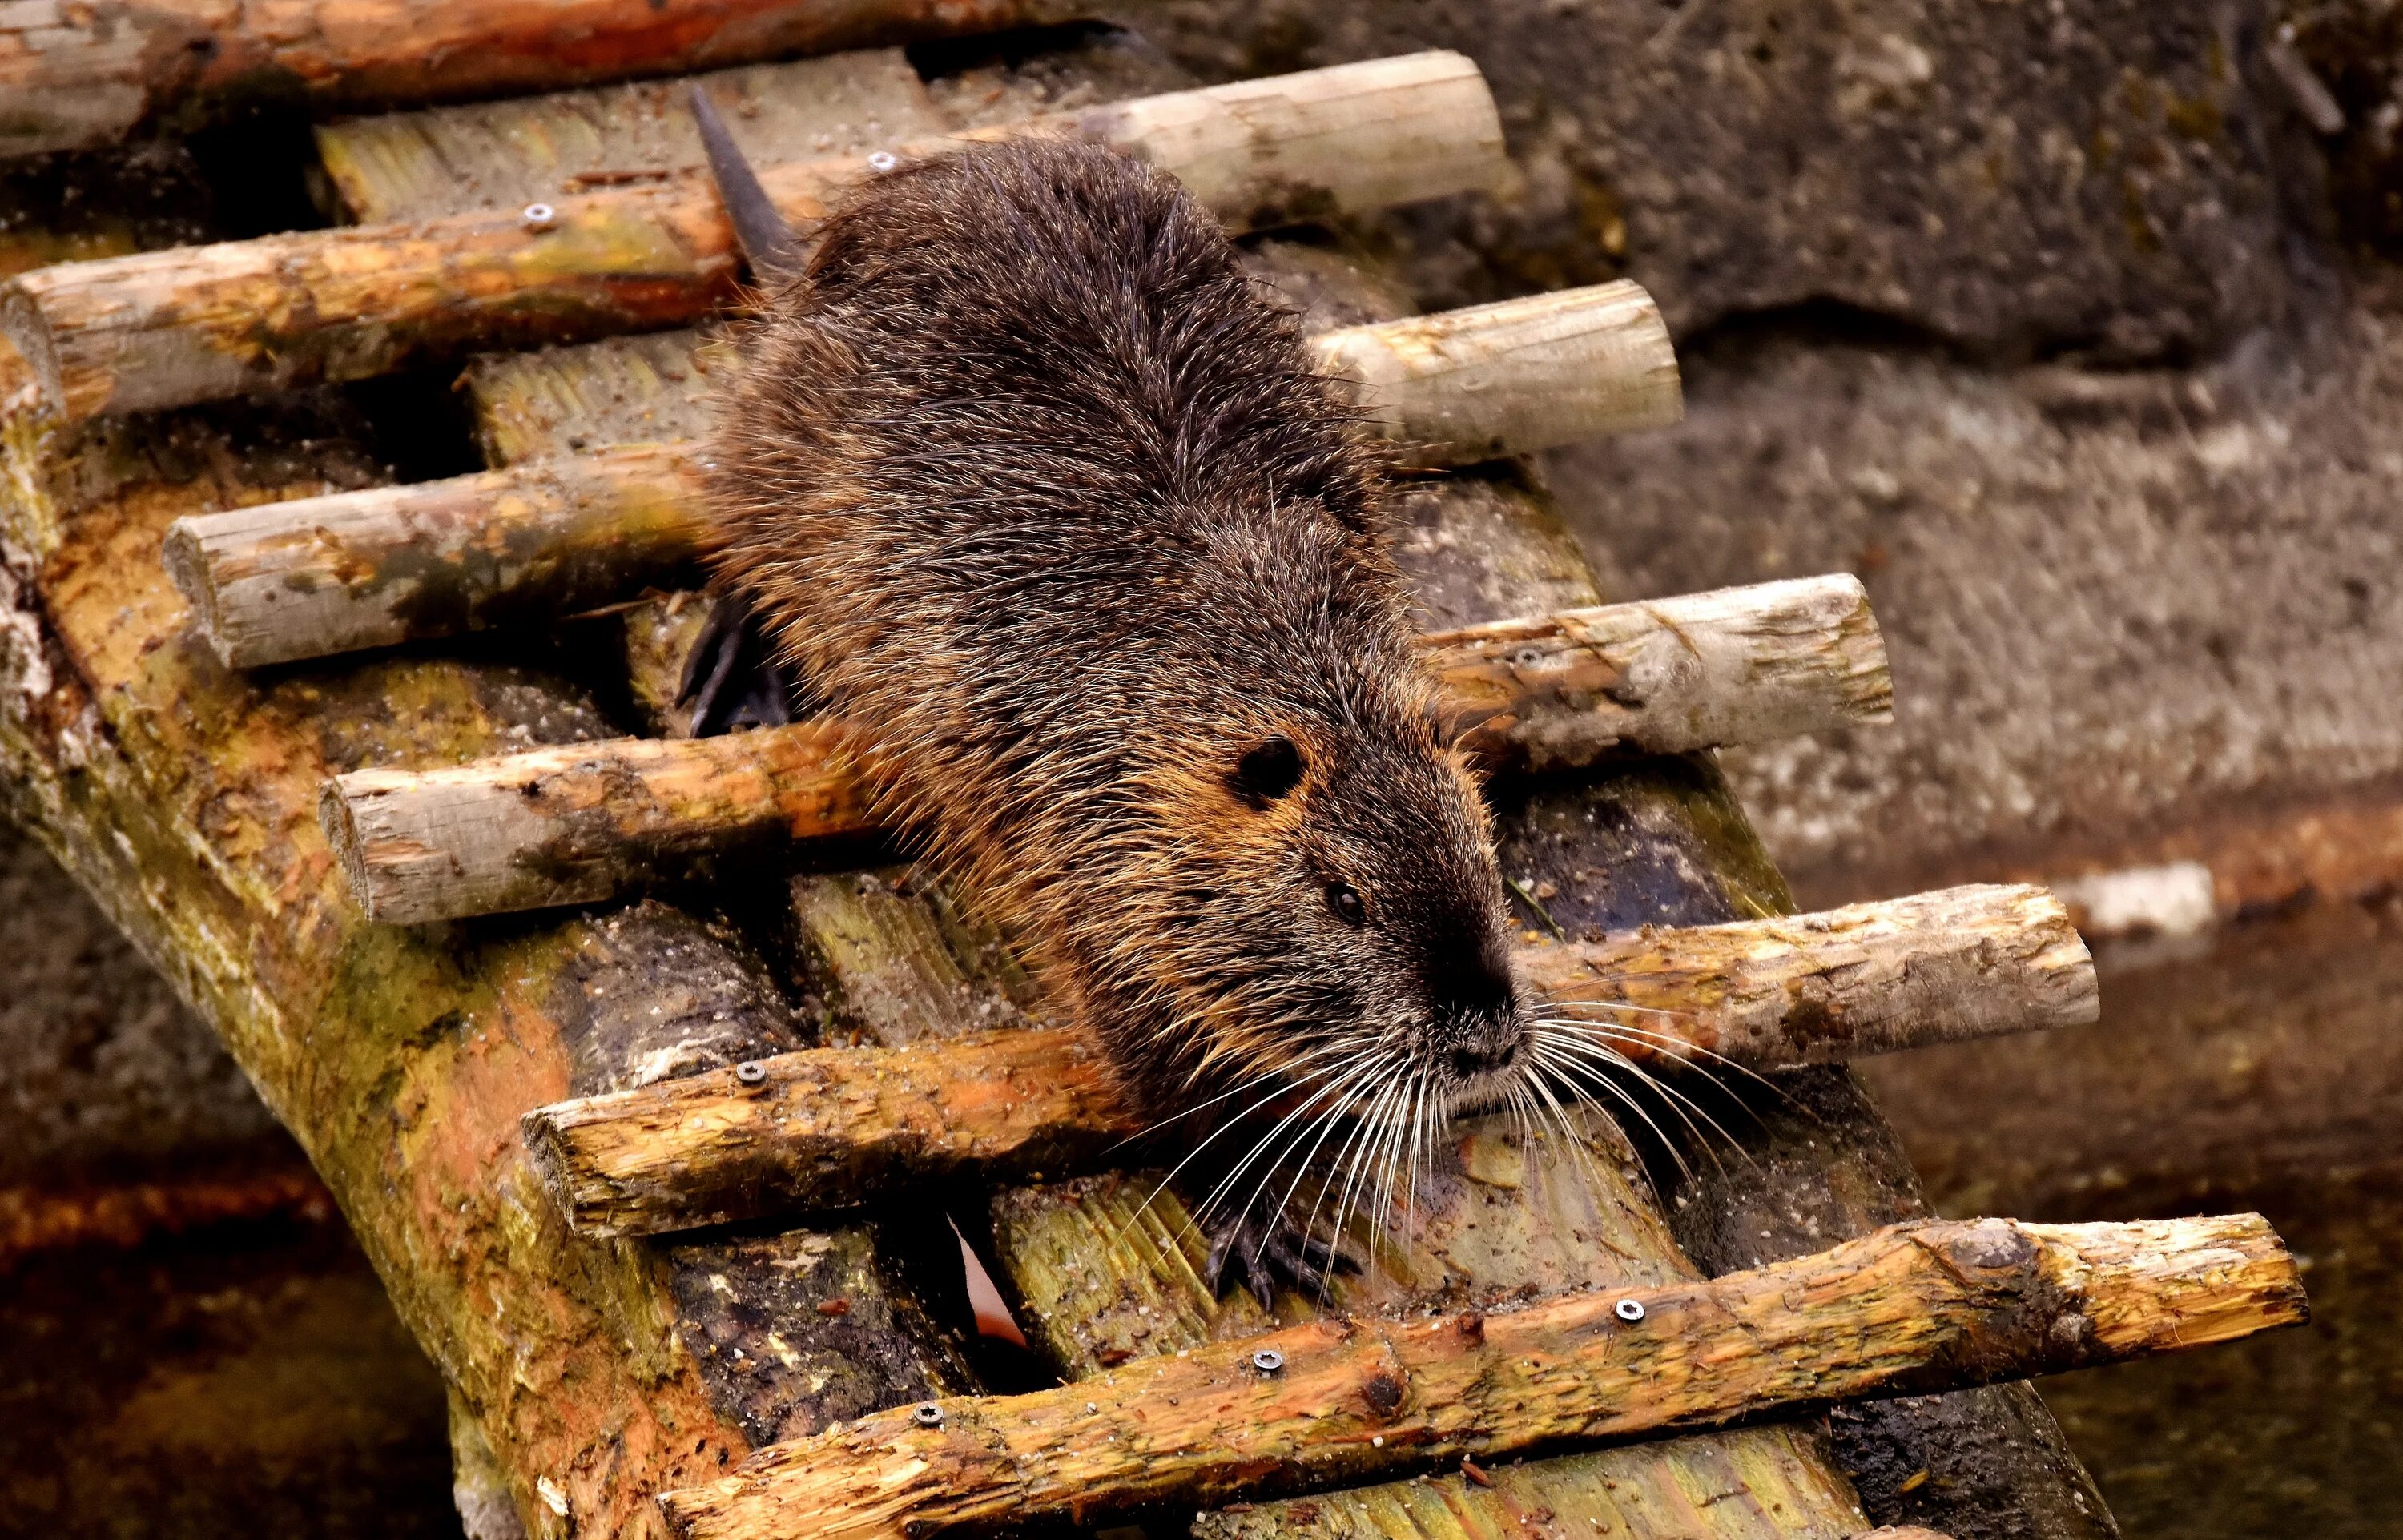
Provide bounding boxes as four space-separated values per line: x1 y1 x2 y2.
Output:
1449 1036 1522 1080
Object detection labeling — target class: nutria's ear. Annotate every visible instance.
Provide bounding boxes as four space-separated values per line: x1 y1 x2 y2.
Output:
1227 737 1304 810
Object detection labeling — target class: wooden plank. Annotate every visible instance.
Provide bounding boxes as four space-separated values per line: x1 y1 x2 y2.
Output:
467 331 731 467
2 53 1510 422
1188 1429 1868 1540
170 282 1685 667
317 50 948 224
654 1213 2305 1540
0 0 1073 158
319 578 1890 922
520 883 2093 1238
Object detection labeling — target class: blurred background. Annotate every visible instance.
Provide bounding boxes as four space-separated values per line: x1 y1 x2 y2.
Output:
3 3 2397 1537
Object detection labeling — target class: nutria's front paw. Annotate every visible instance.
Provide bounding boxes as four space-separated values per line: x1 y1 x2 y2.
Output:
1201 1200 1358 1309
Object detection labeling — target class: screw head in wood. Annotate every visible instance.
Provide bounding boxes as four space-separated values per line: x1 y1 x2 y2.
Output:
735 1061 767 1086
1250 1348 1286 1374
1613 1297 1646 1322
912 1403 944 1427
867 151 899 172
521 203 558 232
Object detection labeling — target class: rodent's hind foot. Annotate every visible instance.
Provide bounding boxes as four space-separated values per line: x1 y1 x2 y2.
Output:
678 592 811 736
1201 1201 1360 1309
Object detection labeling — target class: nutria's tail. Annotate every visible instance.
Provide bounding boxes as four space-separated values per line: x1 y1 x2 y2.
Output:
678 86 810 734
688 85 803 282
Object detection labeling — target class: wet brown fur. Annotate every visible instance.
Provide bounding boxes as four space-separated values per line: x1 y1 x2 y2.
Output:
705 140 1528 1223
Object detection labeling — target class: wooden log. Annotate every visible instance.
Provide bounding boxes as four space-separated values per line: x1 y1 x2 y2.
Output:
655 1213 2304 1540
165 443 709 668
168 285 1686 668
324 721 865 924
1515 883 2098 1067
520 883 2092 1238
1437 574 1890 766
523 1027 1125 1236
2 52 1507 423
318 577 1890 921
1311 282 1682 462
0 0 1075 159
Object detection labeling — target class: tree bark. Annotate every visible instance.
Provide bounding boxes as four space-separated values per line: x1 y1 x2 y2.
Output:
0 0 1075 159
167 282 1686 668
655 1214 2304 1540
521 883 2092 1238
1 52 1507 422
319 577 1889 921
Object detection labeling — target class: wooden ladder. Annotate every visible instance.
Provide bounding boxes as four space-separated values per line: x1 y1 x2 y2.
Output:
0 22 2299 1540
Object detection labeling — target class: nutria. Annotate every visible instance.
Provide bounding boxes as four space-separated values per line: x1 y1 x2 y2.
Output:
690 101 1536 1301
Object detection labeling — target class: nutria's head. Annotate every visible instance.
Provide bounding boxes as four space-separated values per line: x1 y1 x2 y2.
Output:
1054 518 1535 1163
1194 704 1532 1110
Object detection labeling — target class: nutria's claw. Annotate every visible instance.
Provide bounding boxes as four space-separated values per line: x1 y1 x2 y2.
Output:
1202 1203 1359 1309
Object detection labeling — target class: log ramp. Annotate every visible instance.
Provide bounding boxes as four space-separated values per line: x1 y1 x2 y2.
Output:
0 23 2294 1540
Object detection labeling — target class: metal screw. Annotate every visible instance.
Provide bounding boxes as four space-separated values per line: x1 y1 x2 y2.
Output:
912 1403 944 1428
1250 1348 1286 1374
1613 1297 1646 1323
735 1061 767 1086
521 203 557 232
867 151 898 172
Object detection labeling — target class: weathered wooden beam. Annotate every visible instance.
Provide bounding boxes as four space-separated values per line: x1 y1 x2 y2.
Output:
323 721 867 924
520 883 2092 1238
320 577 1889 922
167 281 1685 669
166 443 708 667
315 49 948 226
0 0 1074 159
655 1212 2304 1540
2 52 1507 423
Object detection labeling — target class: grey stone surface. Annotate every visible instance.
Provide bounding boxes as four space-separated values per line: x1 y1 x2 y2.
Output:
1542 308 2403 901
0 820 277 1183
1122 0 2329 360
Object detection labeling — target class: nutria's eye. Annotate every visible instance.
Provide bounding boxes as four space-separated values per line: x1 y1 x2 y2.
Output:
1228 737 1304 810
1325 882 1367 926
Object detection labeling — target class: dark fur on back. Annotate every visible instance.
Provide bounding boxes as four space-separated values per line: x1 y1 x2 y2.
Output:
707 140 1528 1219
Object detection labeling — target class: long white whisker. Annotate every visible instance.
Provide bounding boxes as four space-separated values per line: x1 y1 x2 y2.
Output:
1536 1033 1752 1164
1532 1015 1793 1105
1527 1043 1697 1183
